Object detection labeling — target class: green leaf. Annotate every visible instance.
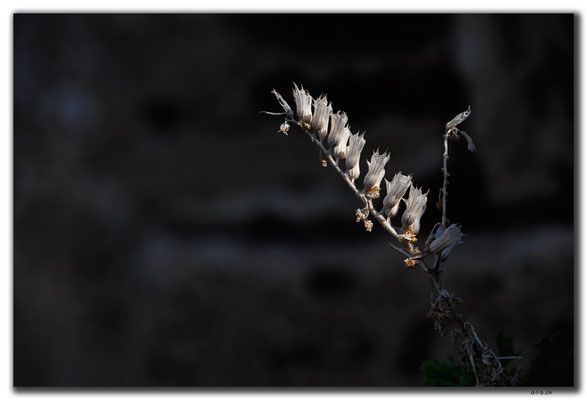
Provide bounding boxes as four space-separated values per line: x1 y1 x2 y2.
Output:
421 356 475 387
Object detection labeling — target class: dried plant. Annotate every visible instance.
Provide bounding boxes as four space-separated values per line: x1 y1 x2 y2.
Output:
263 84 523 386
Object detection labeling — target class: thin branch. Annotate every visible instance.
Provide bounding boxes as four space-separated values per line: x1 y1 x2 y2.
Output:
469 352 480 386
260 110 287 116
441 131 450 229
388 242 424 266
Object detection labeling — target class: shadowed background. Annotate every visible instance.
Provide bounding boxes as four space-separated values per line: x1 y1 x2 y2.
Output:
14 14 574 386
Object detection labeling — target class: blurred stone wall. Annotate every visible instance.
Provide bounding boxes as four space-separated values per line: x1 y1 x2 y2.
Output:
14 14 574 386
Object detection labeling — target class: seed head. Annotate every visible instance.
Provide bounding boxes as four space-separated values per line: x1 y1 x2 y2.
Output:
327 110 348 149
311 95 332 141
345 131 366 180
401 185 427 236
292 83 313 124
363 149 390 199
428 224 464 258
383 172 412 218
333 126 351 160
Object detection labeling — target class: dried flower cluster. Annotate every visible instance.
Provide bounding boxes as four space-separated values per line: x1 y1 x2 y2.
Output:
268 84 432 255
264 83 522 386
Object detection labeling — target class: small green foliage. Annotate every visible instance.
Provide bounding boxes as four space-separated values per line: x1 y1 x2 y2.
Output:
421 356 476 386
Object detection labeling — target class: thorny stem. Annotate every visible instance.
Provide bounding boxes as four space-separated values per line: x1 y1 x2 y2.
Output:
428 121 521 384
430 131 453 273
430 131 452 273
393 134 516 384
441 132 450 229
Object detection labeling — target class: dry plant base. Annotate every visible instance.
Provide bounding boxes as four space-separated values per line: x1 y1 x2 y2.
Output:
263 84 522 386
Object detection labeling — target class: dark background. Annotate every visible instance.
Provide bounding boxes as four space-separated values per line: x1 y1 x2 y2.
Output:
14 14 574 386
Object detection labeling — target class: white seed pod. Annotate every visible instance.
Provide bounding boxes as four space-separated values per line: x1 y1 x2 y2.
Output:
292 83 313 124
333 126 351 160
445 105 471 132
345 131 366 177
401 185 428 235
311 95 332 141
382 172 412 218
428 224 464 255
327 110 348 149
363 149 390 199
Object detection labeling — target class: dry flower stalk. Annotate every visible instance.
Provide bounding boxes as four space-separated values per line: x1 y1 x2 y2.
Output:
263 84 522 386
